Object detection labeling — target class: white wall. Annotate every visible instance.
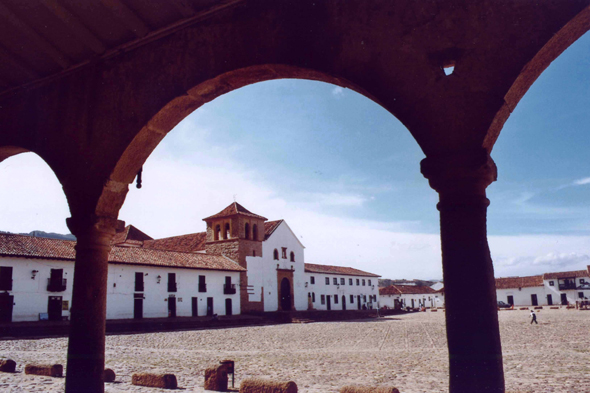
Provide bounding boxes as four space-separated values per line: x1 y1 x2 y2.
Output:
496 286 544 306
1 257 74 322
380 293 441 309
246 221 307 311
107 264 240 319
304 272 378 311
0 257 241 322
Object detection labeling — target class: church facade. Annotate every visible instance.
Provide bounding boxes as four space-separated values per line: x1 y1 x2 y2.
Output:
0 203 380 322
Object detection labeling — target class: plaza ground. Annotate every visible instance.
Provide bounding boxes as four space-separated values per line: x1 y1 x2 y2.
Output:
0 308 588 392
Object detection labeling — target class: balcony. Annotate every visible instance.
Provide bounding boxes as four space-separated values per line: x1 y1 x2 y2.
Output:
167 282 177 293
224 284 236 295
559 282 576 290
47 278 67 292
198 284 207 293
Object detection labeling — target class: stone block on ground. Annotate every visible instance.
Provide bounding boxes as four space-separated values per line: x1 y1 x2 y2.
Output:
240 378 297 393
24 363 63 377
132 373 177 389
205 363 229 391
0 359 16 373
103 368 116 382
340 387 400 393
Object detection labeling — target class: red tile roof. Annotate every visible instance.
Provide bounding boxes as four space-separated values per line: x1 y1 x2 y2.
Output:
543 270 588 280
143 232 207 253
113 225 153 245
203 202 267 221
304 263 380 277
495 275 543 289
379 285 436 295
0 234 244 272
264 220 283 240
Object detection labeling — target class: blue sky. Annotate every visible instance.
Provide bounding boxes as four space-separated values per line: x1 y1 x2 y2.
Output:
1 33 589 281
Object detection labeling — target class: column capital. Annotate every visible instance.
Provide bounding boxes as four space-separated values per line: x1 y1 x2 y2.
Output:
66 214 125 239
420 150 497 210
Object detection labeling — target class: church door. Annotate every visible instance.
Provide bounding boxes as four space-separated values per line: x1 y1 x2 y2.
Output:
280 278 292 311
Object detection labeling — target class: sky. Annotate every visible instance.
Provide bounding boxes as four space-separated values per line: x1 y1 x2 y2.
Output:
1 33 589 281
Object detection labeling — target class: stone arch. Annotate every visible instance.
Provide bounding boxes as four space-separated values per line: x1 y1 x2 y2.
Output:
98 64 383 221
484 6 590 151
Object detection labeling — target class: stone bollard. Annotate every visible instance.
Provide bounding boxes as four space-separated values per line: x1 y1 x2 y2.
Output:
132 373 177 389
205 363 229 391
24 363 63 377
239 378 297 393
340 386 400 393
0 359 16 373
103 368 116 382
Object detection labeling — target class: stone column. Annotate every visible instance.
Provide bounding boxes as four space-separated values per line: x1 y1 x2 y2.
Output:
64 215 120 393
421 150 504 393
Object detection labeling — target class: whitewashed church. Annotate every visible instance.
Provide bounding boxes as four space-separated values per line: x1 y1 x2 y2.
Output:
0 202 380 322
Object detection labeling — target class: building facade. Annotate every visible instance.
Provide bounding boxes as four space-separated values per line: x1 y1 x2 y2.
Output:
379 284 444 310
496 268 590 307
0 202 381 322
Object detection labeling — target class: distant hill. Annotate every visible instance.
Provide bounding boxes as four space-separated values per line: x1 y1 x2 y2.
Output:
0 230 76 241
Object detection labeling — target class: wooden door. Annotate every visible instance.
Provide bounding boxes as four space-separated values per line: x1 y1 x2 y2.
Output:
48 296 62 321
0 293 13 322
191 297 198 316
225 298 232 316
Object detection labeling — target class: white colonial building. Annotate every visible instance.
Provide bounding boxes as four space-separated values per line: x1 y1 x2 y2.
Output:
495 268 590 307
0 202 381 322
0 235 243 322
303 264 380 311
379 284 444 309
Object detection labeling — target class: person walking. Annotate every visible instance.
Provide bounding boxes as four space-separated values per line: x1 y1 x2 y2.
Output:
530 310 538 324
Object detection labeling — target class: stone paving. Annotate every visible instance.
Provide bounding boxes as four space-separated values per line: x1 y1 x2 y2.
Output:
0 308 588 392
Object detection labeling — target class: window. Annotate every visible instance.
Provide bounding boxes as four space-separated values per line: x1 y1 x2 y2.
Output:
215 225 221 241
245 223 250 239
281 247 287 259
224 223 230 239
252 250 256 257
549 281 555 286
312 293 316 302
198 275 207 292
253 224 258 240
363 295 367 302
581 279 586 284
334 295 338 304
333 278 338 285
0 266 13 291
368 280 372 286
310 276 315 285
273 249 279 260
579 292 585 298
362 279 366 286
356 279 360 286
168 273 177 292
350 295 354 303
325 277 330 285
134 272 144 292
290 251 295 262
321 295 326 305
349 278 353 285
340 278 345 285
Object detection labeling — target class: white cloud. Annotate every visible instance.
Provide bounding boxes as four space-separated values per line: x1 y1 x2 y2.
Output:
331 86 344 97
573 177 590 186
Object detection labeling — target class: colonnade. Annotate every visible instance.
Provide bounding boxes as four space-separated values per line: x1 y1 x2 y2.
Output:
60 151 503 393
